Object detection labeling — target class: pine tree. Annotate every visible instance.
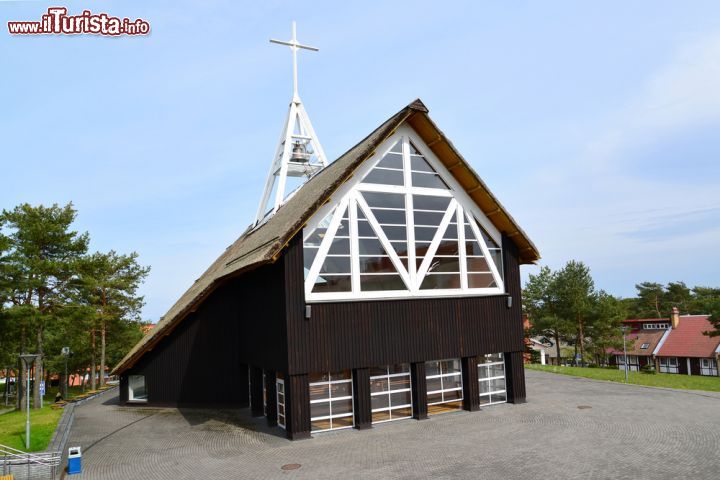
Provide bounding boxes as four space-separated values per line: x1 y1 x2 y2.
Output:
76 251 149 387
0 203 88 408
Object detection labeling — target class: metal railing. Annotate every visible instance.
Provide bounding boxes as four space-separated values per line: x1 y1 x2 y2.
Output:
1 444 61 480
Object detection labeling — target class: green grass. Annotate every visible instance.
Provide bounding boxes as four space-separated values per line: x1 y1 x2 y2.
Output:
0 403 63 452
0 383 113 452
527 364 720 392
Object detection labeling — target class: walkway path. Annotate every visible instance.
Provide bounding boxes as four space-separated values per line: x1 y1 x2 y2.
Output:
65 370 720 479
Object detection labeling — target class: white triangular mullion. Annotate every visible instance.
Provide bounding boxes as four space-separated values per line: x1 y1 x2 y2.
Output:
355 194 411 289
466 211 504 291
415 199 458 286
349 195 361 292
457 203 468 290
304 197 349 297
401 136 419 289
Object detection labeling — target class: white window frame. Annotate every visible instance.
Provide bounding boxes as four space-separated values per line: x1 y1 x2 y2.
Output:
303 126 505 302
659 357 679 374
276 375 286 429
309 373 355 433
127 375 147 403
369 366 413 424
426 359 463 413
478 354 507 406
700 358 718 376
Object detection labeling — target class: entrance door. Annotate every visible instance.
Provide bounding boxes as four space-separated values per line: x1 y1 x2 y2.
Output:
478 353 507 406
425 359 463 415
309 371 354 432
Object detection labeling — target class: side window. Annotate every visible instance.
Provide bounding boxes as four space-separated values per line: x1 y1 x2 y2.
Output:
128 375 148 402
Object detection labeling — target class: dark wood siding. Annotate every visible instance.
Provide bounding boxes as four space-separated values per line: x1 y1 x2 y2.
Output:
352 368 372 429
284 233 526 375
121 262 288 407
461 356 480 411
285 373 311 439
505 351 526 403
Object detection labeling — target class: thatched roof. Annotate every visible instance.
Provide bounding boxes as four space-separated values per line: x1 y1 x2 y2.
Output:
113 99 540 375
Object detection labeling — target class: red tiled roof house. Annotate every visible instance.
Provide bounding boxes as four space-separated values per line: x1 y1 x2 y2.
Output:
608 324 667 371
655 309 720 376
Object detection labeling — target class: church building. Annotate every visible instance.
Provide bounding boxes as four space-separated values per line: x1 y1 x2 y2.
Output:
112 24 540 440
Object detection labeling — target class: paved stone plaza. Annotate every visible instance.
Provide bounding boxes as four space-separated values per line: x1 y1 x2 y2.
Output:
66 370 720 479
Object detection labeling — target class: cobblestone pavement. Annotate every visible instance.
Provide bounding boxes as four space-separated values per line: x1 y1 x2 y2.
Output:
65 370 720 480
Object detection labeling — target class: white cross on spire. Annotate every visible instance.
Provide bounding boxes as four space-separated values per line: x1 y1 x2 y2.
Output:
270 21 318 102
254 22 328 226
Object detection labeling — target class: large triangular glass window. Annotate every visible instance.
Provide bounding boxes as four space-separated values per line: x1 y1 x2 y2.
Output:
361 141 404 186
303 129 505 300
409 142 449 190
413 195 451 269
356 204 408 292
420 207 461 290
476 218 503 281
303 206 336 277
464 214 497 289
307 202 353 293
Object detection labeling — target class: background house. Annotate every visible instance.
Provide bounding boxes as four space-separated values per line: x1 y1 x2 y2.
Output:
610 308 720 376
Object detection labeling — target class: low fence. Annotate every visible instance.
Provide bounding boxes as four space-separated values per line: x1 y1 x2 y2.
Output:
0 445 61 480
1 386 118 479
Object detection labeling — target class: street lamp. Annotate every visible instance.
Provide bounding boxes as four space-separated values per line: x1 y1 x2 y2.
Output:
19 353 40 451
620 326 629 384
61 347 71 400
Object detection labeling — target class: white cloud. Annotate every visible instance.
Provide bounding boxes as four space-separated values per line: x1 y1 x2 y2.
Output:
587 33 720 165
519 32 720 294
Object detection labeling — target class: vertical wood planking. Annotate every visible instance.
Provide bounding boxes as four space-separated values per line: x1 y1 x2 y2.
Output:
352 368 372 430
265 369 278 426
505 351 526 403
249 366 264 416
121 260 287 407
283 231 528 376
461 356 480 411
410 362 428 420
285 373 311 440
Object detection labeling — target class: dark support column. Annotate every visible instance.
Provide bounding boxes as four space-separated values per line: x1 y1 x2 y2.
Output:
504 352 526 404
410 362 428 420
119 375 128 404
461 356 480 411
238 363 249 408
249 366 264 417
265 370 278 426
352 368 372 430
285 373 311 440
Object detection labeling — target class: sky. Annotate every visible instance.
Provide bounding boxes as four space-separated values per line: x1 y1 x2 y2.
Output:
2 1 719 321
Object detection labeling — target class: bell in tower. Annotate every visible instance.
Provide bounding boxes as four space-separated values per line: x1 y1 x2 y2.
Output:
254 22 328 226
